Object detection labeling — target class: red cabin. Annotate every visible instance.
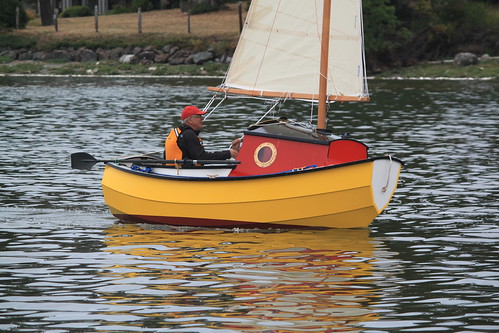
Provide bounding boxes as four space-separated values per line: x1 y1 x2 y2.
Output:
229 120 368 177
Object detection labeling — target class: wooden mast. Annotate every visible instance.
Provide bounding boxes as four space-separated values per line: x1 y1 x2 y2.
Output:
317 0 331 130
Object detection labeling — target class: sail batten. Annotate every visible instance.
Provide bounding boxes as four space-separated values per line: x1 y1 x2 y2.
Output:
217 0 368 101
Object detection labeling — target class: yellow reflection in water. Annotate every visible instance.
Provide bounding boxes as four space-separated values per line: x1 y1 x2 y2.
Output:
101 224 386 332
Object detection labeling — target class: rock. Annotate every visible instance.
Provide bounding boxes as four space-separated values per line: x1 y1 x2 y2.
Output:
479 53 491 62
169 57 186 65
96 48 110 60
154 53 170 63
454 52 478 66
50 49 72 61
78 48 98 62
139 59 154 65
136 51 156 61
132 47 142 55
119 54 135 64
162 45 173 54
169 46 180 56
32 51 46 61
123 45 135 54
189 51 213 65
5 50 18 60
168 49 190 65
109 47 124 60
18 51 33 61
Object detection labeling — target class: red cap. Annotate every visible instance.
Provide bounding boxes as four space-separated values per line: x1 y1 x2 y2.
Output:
181 105 206 120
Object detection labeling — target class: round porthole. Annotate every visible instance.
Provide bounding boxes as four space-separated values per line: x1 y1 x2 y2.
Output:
254 142 277 168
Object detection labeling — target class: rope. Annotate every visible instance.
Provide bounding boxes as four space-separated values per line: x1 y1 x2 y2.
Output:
256 98 282 124
204 93 228 120
382 154 393 193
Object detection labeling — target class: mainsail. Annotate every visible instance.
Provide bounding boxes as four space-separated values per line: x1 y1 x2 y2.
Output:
210 0 369 102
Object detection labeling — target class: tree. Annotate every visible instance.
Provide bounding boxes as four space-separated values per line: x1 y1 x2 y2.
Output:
39 0 54 26
0 0 29 29
362 0 411 69
390 0 499 60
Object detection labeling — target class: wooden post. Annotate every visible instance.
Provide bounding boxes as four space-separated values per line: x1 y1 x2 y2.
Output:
317 0 331 130
15 7 19 29
94 5 98 32
187 11 191 34
238 1 243 33
54 8 58 32
138 7 142 33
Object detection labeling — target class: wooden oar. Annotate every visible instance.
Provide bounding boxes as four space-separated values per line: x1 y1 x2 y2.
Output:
71 152 240 170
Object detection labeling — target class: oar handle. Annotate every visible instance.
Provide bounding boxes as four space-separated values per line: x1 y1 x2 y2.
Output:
71 152 240 170
112 159 241 165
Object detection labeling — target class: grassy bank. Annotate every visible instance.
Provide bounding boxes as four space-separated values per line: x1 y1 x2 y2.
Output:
376 59 499 80
1 5 498 79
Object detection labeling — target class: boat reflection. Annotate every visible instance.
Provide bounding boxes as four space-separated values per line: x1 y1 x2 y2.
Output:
101 224 393 331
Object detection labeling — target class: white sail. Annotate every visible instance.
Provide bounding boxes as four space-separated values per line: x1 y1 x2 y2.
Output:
212 0 369 102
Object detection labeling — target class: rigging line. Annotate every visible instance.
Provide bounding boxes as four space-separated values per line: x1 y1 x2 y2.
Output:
310 99 315 123
204 93 228 120
256 98 282 124
203 94 218 112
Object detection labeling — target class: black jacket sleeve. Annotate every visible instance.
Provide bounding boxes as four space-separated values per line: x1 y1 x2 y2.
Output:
177 128 231 160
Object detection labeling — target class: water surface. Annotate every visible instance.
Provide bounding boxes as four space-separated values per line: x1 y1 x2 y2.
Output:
1 76 498 332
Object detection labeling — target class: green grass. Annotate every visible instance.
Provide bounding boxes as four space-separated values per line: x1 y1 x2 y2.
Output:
0 34 36 49
0 55 13 63
378 59 499 79
0 62 44 73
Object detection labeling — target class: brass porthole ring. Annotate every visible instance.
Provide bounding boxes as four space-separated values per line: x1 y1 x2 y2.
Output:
254 142 277 168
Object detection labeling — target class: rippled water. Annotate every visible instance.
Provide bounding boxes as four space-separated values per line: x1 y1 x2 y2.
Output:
1 76 498 332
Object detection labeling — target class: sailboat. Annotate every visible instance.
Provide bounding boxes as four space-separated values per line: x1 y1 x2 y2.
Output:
71 0 403 229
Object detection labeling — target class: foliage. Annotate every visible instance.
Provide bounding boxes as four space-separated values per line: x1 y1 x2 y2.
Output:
389 0 499 62
0 0 29 29
363 0 411 53
0 54 13 63
0 34 36 48
189 2 224 15
356 0 499 70
108 5 132 15
131 0 153 12
60 6 92 18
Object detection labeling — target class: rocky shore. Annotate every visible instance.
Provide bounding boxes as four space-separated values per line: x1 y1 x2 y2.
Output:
1 45 497 79
0 44 229 66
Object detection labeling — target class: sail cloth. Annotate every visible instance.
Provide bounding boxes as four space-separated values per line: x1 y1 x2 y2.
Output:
210 0 369 102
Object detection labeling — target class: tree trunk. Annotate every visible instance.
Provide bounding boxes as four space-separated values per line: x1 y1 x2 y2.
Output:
39 0 54 26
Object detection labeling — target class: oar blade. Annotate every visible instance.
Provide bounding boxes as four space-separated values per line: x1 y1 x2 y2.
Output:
71 152 99 170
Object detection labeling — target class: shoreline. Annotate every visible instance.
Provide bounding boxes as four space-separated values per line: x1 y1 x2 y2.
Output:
1 72 495 81
1 56 498 81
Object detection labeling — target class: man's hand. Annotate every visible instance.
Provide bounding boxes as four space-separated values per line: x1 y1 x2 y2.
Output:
230 138 241 151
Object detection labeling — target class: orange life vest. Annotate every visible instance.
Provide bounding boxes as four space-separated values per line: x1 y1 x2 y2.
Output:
165 127 182 160
165 127 204 161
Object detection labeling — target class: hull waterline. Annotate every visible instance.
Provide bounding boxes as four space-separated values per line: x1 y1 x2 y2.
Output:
101 156 402 229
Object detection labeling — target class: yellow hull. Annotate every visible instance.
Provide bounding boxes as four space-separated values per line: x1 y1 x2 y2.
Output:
101 157 402 229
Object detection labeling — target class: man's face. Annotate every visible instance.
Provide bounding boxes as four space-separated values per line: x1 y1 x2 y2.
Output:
187 114 203 131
